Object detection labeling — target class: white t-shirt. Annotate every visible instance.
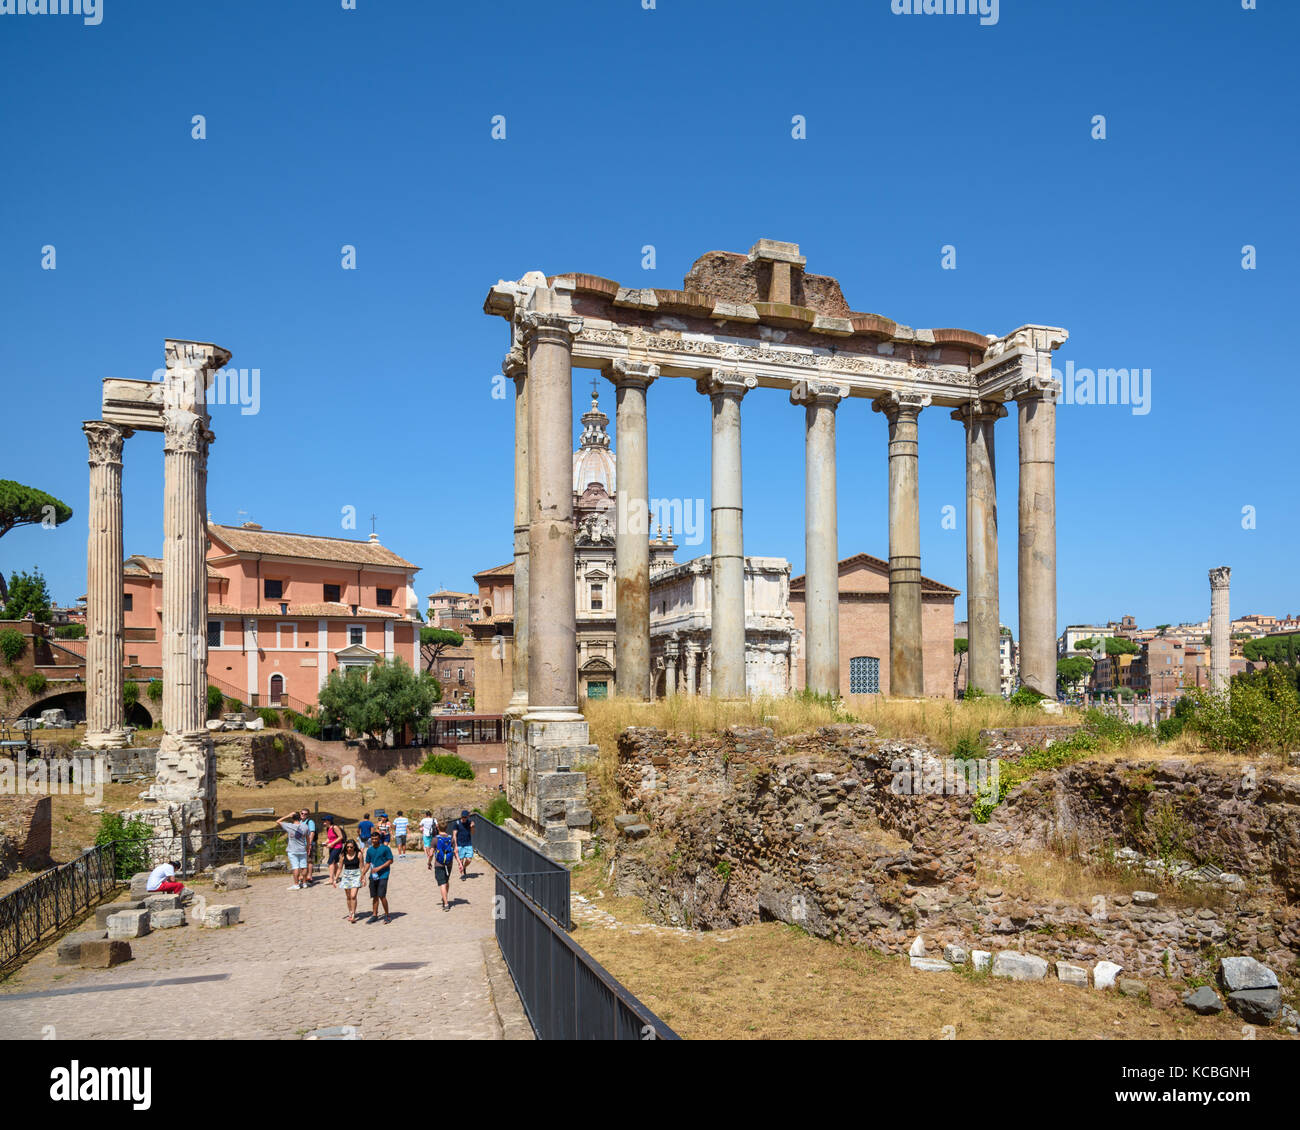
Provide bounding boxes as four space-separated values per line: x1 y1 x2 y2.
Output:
146 863 175 892
419 817 435 838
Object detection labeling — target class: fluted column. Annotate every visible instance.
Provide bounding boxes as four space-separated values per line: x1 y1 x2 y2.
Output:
1209 566 1231 692
521 302 584 721
684 644 698 696
611 360 657 701
698 369 756 698
664 639 679 698
952 400 1007 697
1014 378 1058 697
873 390 930 697
505 345 530 717
792 381 844 696
83 420 133 749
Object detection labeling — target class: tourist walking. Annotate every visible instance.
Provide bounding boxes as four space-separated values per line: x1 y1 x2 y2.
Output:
362 831 394 923
277 811 312 890
339 839 363 922
419 810 437 870
324 818 345 887
393 811 409 857
377 813 392 846
357 812 374 845
452 809 475 881
300 809 318 884
433 827 454 911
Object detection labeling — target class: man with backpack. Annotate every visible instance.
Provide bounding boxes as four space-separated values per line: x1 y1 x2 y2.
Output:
432 827 455 911
452 809 475 881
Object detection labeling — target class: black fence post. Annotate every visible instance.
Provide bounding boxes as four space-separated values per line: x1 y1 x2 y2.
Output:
239 833 246 866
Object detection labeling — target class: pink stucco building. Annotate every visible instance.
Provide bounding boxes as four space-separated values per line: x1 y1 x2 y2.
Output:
122 523 421 712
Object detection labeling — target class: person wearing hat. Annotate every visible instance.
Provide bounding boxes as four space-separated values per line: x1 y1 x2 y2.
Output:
452 809 475 881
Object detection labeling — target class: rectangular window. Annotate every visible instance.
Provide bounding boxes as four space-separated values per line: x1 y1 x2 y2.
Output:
207 620 222 648
590 583 603 610
849 656 881 695
123 593 133 612
349 626 365 646
264 579 283 600
324 583 341 604
127 654 138 666
457 667 464 683
376 588 393 606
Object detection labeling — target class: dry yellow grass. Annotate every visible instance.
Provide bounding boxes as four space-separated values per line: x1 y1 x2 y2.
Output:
569 864 1273 1040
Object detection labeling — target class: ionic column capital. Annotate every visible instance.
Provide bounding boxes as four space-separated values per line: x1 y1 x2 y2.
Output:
950 399 1009 426
83 419 133 465
1209 566 1232 590
1008 373 1062 403
503 344 527 382
519 310 584 347
696 368 757 401
789 379 847 410
872 389 931 421
609 358 659 390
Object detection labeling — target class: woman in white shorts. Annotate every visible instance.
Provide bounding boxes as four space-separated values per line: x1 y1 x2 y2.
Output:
339 839 363 922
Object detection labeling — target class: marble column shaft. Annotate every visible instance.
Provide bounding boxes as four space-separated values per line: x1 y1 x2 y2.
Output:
792 382 843 696
699 369 756 699
506 346 530 715
522 302 584 720
1209 566 1231 692
1015 383 1058 697
953 400 1006 697
873 391 930 698
612 360 657 701
83 420 133 749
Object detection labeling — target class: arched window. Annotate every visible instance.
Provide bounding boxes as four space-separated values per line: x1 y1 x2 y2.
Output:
269 673 285 706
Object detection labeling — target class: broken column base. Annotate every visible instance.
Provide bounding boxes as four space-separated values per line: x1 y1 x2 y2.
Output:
138 730 218 869
507 716 597 864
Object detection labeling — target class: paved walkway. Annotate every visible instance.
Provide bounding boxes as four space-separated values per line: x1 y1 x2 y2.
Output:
0 854 529 1040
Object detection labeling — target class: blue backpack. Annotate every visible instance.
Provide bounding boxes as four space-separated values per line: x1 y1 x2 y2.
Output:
434 833 454 866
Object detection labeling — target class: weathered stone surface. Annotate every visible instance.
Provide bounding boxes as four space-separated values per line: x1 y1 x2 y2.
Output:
152 908 187 929
57 932 106 965
1280 1003 1300 1033
909 956 953 973
943 944 968 965
908 935 926 958
1132 890 1158 906
1227 988 1280 1025
1117 978 1147 997
201 904 241 928
94 900 143 928
260 858 288 872
144 894 181 913
1056 962 1089 987
992 951 1048 981
213 863 249 891
1182 986 1224 1015
971 950 992 973
106 909 151 939
79 939 132 967
622 824 651 840
1218 956 1278 993
129 872 153 899
1093 960 1123 990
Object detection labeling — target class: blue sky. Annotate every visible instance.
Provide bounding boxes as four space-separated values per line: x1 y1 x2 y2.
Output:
1 0 1295 634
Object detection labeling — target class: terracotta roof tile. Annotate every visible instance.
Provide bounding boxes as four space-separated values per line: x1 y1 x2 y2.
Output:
208 524 418 570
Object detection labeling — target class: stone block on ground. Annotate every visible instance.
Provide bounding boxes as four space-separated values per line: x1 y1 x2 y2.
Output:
128 872 152 899
1227 989 1280 1025
992 952 1049 981
106 908 151 939
1056 962 1089 987
260 858 288 872
1131 890 1158 906
79 939 132 968
152 908 187 929
971 950 992 973
94 901 143 929
943 944 968 965
622 824 651 840
1118 978 1147 997
144 893 181 913
57 931 107 966
200 904 241 928
213 863 249 891
1217 956 1278 993
908 935 926 957
1093 960 1124 990
909 956 953 973
1183 987 1224 1015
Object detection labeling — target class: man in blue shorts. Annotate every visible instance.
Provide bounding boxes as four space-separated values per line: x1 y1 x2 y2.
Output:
452 809 475 882
361 832 394 923
357 812 374 846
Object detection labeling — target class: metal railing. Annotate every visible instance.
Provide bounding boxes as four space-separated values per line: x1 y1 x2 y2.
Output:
0 843 117 971
494 872 678 1041
471 812 570 929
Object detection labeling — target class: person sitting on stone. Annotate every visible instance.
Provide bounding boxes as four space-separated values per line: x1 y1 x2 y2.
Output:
146 859 185 896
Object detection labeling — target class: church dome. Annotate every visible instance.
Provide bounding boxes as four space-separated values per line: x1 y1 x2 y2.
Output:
573 383 616 494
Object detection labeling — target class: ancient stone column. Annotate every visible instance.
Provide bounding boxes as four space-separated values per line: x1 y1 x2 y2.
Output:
155 340 229 849
1209 566 1231 693
611 359 657 701
792 381 844 696
82 420 133 750
684 644 698 696
873 390 930 697
505 344 530 717
1014 378 1059 698
521 301 584 722
664 642 678 699
698 369 756 698
952 400 1007 697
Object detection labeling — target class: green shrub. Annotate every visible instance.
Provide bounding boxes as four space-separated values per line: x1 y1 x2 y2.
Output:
146 678 163 702
1008 686 1046 707
0 629 25 665
95 812 156 880
484 793 511 825
1182 667 1300 752
24 672 47 695
418 752 474 780
949 733 984 760
54 624 86 639
123 681 139 709
207 685 225 715
223 696 244 714
288 710 322 738
258 707 281 728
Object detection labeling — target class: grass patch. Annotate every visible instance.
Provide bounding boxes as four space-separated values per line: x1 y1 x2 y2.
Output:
417 752 475 780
